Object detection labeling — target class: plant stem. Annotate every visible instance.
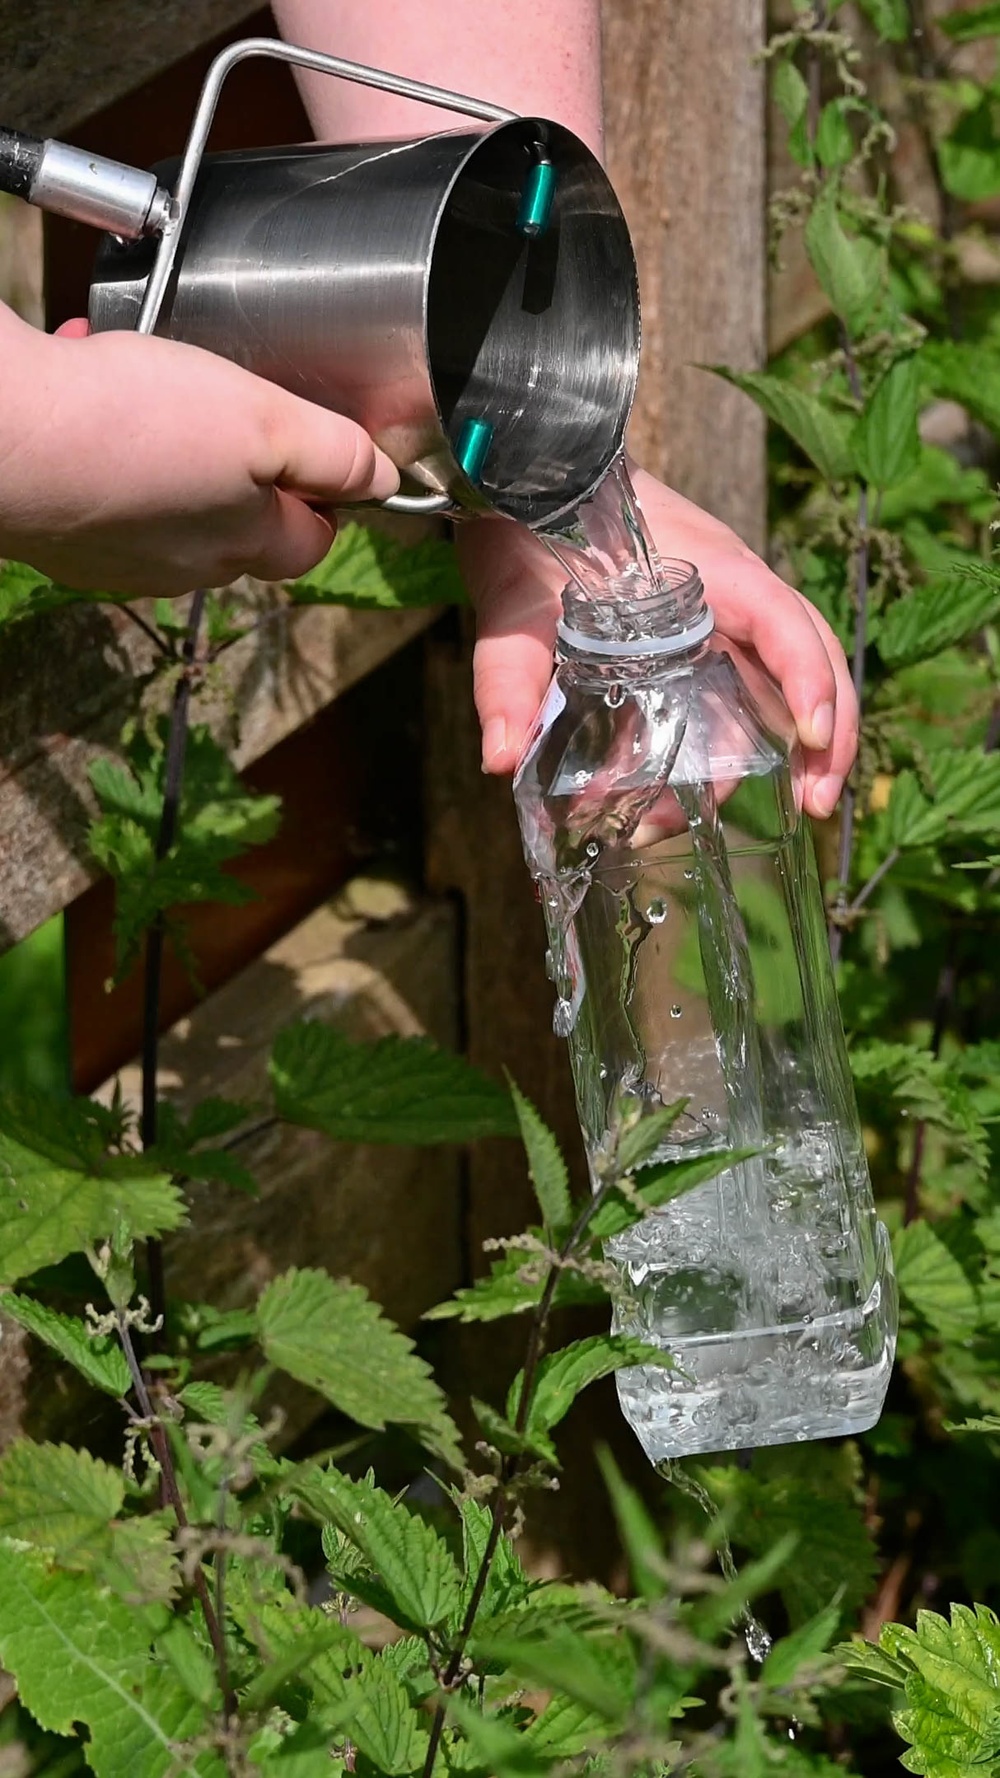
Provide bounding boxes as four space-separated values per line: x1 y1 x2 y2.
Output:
143 589 206 1330
846 846 902 920
119 602 174 658
116 1313 237 1720
419 1188 613 1778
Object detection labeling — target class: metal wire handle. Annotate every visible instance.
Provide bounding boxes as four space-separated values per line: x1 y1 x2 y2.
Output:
134 36 518 517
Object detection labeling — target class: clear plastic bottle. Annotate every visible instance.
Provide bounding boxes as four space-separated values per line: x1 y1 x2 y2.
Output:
514 560 897 1462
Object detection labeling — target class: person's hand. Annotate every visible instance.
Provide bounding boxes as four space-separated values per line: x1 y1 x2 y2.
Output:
0 307 398 596
457 467 858 821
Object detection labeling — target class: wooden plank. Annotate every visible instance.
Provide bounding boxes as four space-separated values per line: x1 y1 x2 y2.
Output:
0 1 261 135
0 587 437 951
602 0 768 553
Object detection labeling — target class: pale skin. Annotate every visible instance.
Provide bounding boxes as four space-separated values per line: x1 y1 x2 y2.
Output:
0 0 856 818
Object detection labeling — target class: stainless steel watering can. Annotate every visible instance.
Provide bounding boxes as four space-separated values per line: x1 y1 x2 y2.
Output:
5 38 641 530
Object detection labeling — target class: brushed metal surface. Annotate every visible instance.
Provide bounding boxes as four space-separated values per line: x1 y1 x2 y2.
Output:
89 120 640 527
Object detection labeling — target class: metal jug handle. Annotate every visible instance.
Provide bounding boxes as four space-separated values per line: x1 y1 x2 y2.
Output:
135 36 518 519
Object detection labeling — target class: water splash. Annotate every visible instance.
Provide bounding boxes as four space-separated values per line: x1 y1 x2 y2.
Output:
658 1458 772 1665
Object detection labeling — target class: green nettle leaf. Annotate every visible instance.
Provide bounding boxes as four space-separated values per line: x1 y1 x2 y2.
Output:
286 521 467 611
940 0 1000 38
476 1627 636 1724
877 1604 1000 1775
815 99 856 168
0 1543 218 1777
150 1098 257 1195
89 725 281 980
893 1220 981 1334
472 1395 557 1465
878 568 1000 669
851 1040 992 1180
510 1334 674 1437
0 1117 185 1287
857 0 909 39
508 1081 573 1234
887 752 1000 851
0 560 105 629
331 1658 431 1775
257 1267 463 1467
0 1292 131 1395
804 188 884 333
938 95 1000 200
852 355 923 489
921 340 1000 436
447 1694 552 1778
270 1021 518 1144
457 1495 533 1618
772 57 809 129
589 1148 748 1242
0 1441 123 1558
293 1467 461 1632
597 1445 668 1603
709 368 855 482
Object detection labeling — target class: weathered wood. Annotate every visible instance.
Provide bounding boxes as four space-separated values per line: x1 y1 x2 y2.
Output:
0 590 438 951
20 889 465 1449
602 0 768 553
0 1 260 135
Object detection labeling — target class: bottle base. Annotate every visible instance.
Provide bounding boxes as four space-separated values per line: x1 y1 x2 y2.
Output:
615 1256 897 1464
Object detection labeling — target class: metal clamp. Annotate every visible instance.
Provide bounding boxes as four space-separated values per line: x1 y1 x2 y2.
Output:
136 36 519 518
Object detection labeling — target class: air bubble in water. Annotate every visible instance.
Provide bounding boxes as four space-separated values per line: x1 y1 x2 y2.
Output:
552 997 576 1037
683 867 696 881
670 1004 683 1019
544 948 558 982
646 897 667 924
585 840 600 859
604 683 625 709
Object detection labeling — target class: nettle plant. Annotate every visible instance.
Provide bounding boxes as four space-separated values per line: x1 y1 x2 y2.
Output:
4 5 1000 1775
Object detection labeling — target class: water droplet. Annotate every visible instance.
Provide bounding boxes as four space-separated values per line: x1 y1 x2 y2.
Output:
646 897 667 924
585 840 600 860
604 682 625 708
683 867 696 881
552 997 576 1037
573 770 590 790
670 1004 683 1019
544 947 558 982
744 1616 773 1665
598 1064 608 1079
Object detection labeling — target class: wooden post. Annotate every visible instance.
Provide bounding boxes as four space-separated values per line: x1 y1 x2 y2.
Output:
601 0 768 553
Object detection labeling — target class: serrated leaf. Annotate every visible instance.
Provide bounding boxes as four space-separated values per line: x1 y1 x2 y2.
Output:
879 568 1000 669
0 1441 123 1558
940 0 1000 37
887 753 1000 851
0 559 103 629
853 355 923 489
815 99 857 168
805 188 884 332
0 1120 185 1287
425 1230 605 1324
772 58 809 128
857 0 909 38
894 1220 981 1333
522 1693 614 1757
156 1618 219 1710
271 1022 517 1144
150 1098 257 1195
457 1496 533 1618
881 1605 1000 1775
709 368 855 481
922 340 1000 436
257 1268 462 1467
0 1543 219 1776
291 1467 460 1631
699 1445 877 1625
508 1081 572 1234
335 1658 431 1775
286 522 467 612
89 725 281 981
1 1292 130 1395
510 1334 674 1437
613 1099 688 1174
589 1147 747 1242
446 1695 551 1778
939 95 1000 201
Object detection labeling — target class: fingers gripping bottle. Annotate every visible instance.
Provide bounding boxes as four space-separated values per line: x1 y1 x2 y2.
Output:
513 559 897 1462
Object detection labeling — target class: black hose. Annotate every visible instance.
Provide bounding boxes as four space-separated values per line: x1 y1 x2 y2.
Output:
0 125 43 201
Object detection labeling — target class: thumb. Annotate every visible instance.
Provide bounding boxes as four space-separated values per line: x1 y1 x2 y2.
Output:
264 387 400 505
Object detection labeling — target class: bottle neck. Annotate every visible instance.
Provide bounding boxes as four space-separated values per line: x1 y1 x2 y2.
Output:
556 559 714 662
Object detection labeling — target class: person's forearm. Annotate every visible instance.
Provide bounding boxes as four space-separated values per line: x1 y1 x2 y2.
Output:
271 1 603 156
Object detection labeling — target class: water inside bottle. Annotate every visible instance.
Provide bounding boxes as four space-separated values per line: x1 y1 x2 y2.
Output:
529 455 895 1463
